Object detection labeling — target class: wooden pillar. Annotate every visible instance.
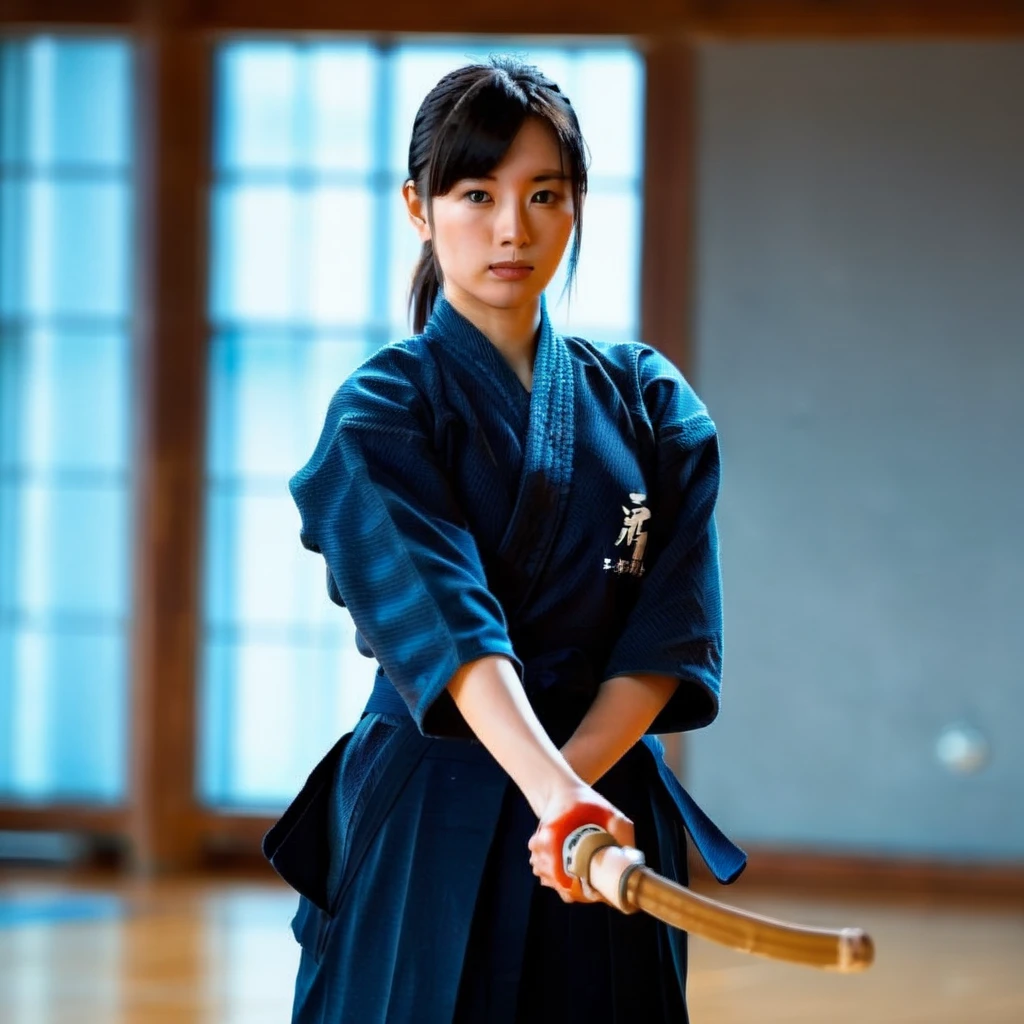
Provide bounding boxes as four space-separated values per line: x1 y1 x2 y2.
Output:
640 37 699 780
640 36 698 376
129 1 211 873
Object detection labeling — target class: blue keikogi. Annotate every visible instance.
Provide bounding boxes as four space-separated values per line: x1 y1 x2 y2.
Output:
264 295 746 1023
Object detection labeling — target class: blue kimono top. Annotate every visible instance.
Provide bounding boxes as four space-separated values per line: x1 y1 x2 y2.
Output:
264 295 746 1024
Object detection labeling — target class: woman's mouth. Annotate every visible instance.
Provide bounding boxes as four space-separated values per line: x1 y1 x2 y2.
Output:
489 261 534 281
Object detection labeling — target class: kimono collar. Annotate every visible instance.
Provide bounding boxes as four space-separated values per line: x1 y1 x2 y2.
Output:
426 293 576 613
425 293 552 402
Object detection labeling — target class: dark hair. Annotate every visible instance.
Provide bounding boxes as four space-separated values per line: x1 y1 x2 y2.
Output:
407 55 589 332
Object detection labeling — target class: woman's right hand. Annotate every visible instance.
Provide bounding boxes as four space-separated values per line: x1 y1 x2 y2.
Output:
527 782 635 904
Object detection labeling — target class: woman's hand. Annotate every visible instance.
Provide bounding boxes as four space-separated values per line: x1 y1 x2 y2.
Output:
527 782 635 904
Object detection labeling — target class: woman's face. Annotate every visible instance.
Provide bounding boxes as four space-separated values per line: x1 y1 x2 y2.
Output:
405 117 576 320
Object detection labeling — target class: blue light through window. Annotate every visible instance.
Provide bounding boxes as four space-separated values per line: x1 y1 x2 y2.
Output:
0 37 134 803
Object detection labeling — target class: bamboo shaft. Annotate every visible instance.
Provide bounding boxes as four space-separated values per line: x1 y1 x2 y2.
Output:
627 867 874 972
572 830 875 973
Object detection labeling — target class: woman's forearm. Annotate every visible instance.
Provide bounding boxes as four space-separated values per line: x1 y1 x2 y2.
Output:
561 674 680 785
447 656 637 904
446 655 581 816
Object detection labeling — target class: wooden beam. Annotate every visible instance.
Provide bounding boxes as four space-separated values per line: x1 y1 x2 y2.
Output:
172 0 678 36
0 805 128 833
191 0 1024 36
6 0 1023 38
195 812 277 877
689 0 1024 39
0 1 135 28
198 810 274 853
127 0 211 874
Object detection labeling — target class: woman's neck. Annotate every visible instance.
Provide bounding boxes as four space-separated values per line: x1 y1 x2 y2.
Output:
445 290 541 391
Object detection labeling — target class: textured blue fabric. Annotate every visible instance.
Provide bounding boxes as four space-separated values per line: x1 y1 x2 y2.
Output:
272 295 745 1023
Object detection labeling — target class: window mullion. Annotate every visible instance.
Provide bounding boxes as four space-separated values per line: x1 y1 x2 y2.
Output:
128 17 211 872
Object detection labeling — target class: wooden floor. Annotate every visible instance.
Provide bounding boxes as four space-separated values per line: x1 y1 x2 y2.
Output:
1 871 1022 1023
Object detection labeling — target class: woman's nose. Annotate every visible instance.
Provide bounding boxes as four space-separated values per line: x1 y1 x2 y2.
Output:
496 199 530 248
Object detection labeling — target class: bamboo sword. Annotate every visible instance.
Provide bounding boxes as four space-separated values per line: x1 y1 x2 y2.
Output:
563 824 875 973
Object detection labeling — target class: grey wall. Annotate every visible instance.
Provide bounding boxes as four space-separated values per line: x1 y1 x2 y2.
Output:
688 42 1024 860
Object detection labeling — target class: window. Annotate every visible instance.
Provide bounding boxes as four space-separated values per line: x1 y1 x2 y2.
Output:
0 37 135 803
201 40 644 808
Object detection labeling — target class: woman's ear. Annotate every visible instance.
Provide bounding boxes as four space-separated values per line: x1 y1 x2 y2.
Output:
402 180 431 243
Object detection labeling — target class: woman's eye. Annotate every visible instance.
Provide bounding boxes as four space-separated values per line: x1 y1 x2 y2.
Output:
465 190 490 204
533 190 559 204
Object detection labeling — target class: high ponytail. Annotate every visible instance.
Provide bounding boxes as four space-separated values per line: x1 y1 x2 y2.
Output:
410 239 441 334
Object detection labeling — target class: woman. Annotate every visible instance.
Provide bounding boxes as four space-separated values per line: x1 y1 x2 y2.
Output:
264 56 745 1023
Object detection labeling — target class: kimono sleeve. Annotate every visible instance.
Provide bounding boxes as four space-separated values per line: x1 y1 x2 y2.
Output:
288 361 519 738
603 349 724 734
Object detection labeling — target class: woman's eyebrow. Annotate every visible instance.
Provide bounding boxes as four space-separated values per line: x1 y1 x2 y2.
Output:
462 171 570 183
